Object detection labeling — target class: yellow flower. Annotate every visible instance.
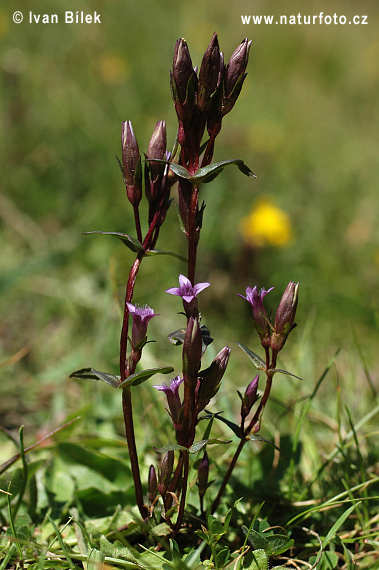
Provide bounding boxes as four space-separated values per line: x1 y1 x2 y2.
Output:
239 199 293 247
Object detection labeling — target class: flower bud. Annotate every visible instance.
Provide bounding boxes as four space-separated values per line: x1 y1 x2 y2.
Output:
196 346 231 412
270 281 299 355
241 375 259 420
222 38 251 115
183 316 203 385
171 38 197 122
198 33 221 112
147 120 167 183
158 450 174 496
172 38 193 103
148 464 158 503
121 120 142 206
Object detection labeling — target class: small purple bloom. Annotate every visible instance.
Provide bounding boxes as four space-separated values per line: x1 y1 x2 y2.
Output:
153 376 183 425
126 303 159 347
166 274 210 303
237 285 274 307
237 286 274 348
153 375 183 396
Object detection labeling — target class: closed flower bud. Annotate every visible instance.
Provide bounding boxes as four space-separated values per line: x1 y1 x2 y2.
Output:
198 33 221 112
241 375 259 419
271 281 299 355
121 120 142 206
183 316 203 383
148 464 158 503
172 38 193 103
147 120 167 182
222 38 251 115
158 450 174 496
196 346 231 412
171 38 197 122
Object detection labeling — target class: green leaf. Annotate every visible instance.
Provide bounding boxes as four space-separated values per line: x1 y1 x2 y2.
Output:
245 549 268 570
189 439 232 454
70 368 120 388
215 547 230 567
162 159 256 184
242 525 294 558
118 366 174 388
83 231 145 255
242 527 269 551
264 534 294 556
153 444 188 453
248 435 289 459
271 368 303 381
205 411 242 438
87 548 106 570
145 249 187 262
237 342 266 369
167 162 192 179
322 502 361 548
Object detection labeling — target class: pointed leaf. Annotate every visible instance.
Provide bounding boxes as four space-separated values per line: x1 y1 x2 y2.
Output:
118 366 174 388
157 159 256 184
205 411 242 438
271 368 303 381
189 439 232 454
145 249 187 262
70 368 120 388
191 159 256 183
83 231 145 255
323 502 361 548
154 444 188 453
237 342 266 370
264 534 294 556
248 434 289 459
166 162 192 179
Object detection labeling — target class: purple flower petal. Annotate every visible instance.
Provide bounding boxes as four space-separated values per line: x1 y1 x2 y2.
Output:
166 274 210 303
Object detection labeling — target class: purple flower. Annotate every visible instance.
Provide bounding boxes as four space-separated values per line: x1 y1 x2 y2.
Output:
126 303 159 347
153 376 183 426
166 274 210 303
237 286 274 348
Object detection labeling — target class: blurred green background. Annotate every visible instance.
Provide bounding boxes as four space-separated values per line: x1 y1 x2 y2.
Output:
1 0 378 435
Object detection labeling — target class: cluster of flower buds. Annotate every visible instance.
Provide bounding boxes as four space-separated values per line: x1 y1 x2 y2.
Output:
120 119 175 248
170 34 251 169
170 35 251 243
238 282 299 357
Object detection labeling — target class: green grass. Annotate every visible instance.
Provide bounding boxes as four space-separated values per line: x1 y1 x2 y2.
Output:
1 0 379 567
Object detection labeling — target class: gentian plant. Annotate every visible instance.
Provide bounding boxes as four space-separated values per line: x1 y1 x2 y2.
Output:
71 33 299 539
